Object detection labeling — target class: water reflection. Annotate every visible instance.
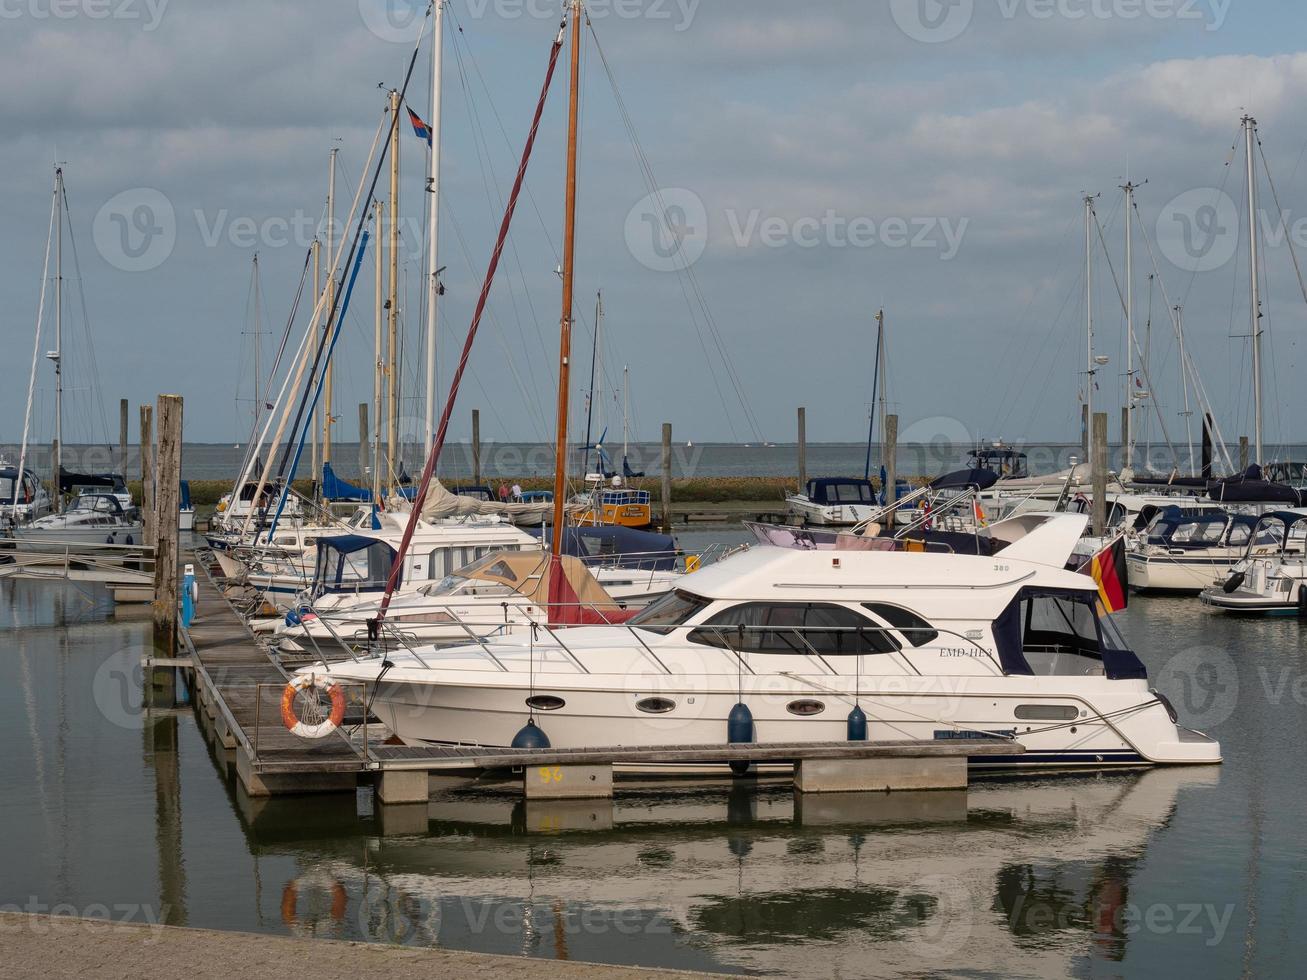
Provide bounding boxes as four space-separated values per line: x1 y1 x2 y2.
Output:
231 769 1217 977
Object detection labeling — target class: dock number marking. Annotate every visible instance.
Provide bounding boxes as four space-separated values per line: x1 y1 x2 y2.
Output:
538 766 564 783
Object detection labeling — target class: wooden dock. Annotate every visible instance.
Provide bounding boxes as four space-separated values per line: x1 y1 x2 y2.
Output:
174 550 1022 802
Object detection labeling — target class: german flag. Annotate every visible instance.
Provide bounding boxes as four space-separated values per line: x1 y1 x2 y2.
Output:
1083 535 1128 614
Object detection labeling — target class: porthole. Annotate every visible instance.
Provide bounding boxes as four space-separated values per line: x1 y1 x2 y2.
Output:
786 699 826 717
525 695 566 712
636 697 676 714
1014 704 1078 722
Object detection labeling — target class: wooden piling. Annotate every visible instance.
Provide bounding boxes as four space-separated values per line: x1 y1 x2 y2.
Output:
119 399 129 478
358 403 369 481
472 409 482 485
152 395 182 656
1081 404 1090 460
660 423 673 534
140 405 155 548
1201 413 1214 479
1239 436 1249 473
884 414 898 530
797 407 807 490
1092 413 1108 537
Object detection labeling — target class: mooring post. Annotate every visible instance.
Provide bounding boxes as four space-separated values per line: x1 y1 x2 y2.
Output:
1081 404 1090 460
1239 436 1249 473
1092 412 1108 537
884 414 898 530
797 406 807 490
472 409 482 486
152 395 183 656
660 422 673 534
119 398 129 479
358 403 369 482
140 405 155 548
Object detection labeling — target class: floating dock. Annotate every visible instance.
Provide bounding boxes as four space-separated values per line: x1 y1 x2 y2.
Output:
169 550 1021 803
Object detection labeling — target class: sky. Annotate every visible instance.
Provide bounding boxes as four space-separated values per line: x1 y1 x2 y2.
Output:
2 0 1306 456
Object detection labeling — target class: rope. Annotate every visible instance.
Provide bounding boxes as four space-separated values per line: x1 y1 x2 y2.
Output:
376 23 567 626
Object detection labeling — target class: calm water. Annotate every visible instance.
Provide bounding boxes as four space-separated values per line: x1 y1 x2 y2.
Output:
9 440 1306 483
2 554 1305 977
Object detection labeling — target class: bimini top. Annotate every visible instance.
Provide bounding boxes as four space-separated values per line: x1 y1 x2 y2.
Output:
529 524 678 571
930 467 1000 492
804 478 875 505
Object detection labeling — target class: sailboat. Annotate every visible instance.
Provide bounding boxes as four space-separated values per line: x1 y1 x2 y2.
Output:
10 167 141 550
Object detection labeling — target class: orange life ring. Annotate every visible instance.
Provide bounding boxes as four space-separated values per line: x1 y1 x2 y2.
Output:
280 879 348 927
280 673 346 739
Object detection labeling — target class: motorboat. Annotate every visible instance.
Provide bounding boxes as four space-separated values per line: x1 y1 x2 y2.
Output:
315 513 1220 772
785 478 880 527
0 462 53 526
277 550 664 655
1199 510 1307 615
10 492 143 550
1126 507 1269 594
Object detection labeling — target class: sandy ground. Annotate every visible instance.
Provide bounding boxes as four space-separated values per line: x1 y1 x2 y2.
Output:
0 912 726 979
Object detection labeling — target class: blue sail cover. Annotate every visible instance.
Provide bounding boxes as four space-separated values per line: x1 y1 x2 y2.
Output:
529 525 679 571
930 468 1000 492
321 462 373 502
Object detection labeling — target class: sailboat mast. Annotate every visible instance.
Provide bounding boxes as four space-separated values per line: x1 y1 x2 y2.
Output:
53 166 64 513
865 309 884 482
1243 115 1264 467
252 253 261 431
310 239 321 489
1084 194 1095 461
1176 304 1195 476
322 147 338 470
373 200 385 503
1122 180 1138 472
424 0 444 450
623 364 630 464
387 89 401 481
549 0 582 557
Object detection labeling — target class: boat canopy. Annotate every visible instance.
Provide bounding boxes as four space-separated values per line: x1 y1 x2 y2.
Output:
414 478 553 522
992 587 1147 680
969 449 1029 479
530 524 679 571
930 467 1000 492
453 551 634 626
805 478 875 506
312 535 399 596
321 462 372 503
1208 466 1304 506
68 493 127 516
59 470 127 495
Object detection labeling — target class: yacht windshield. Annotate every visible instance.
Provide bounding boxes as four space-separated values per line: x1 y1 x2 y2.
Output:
629 590 710 634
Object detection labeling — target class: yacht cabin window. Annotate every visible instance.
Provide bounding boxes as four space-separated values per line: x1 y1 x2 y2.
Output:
629 590 711 634
688 602 900 655
862 603 939 646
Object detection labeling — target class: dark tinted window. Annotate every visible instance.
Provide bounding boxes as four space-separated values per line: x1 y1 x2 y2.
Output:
629 591 710 634
863 603 939 646
690 603 899 655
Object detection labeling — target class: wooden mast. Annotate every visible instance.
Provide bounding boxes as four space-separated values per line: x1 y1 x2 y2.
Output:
373 199 385 504
550 0 582 556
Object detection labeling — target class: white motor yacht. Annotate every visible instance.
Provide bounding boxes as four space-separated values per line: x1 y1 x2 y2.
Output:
315 514 1219 772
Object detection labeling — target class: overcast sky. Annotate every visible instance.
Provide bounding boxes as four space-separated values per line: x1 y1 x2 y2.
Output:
2 0 1305 454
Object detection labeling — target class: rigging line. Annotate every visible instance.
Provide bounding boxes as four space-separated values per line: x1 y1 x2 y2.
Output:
989 207 1082 437
447 31 552 416
13 174 57 510
58 180 114 455
274 35 429 485
1256 136 1307 311
376 20 566 625
1092 207 1181 467
586 17 763 442
1132 202 1235 472
442 199 550 441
